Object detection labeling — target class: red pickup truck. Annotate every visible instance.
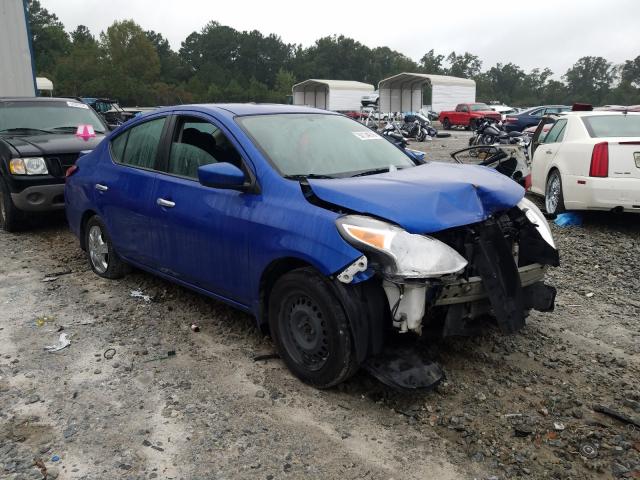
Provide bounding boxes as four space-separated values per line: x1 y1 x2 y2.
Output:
438 103 502 129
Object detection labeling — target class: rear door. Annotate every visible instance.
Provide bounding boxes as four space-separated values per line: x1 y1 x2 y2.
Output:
530 118 567 194
148 112 256 302
95 115 169 267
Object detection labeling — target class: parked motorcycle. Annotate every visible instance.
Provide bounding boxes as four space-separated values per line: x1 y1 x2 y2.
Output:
380 122 425 163
401 114 438 142
469 118 528 147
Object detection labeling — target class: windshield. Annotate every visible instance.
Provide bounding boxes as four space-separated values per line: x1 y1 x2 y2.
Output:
0 100 106 135
237 114 415 177
582 115 640 138
470 103 491 111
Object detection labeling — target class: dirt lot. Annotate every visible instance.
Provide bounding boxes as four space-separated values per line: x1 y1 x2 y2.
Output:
1 131 639 480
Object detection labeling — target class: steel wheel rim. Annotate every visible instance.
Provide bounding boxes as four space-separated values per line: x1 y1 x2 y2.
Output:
88 225 109 273
280 294 329 371
546 175 560 213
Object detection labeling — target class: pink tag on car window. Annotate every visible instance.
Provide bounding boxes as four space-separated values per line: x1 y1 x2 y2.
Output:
76 125 96 141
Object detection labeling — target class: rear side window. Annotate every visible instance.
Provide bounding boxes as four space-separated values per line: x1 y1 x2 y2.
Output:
543 119 567 143
582 115 640 138
110 117 166 169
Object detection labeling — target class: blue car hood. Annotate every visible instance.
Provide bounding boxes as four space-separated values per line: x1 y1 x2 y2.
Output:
308 162 525 234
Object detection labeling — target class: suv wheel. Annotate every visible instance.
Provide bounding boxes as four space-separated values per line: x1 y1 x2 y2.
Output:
85 216 127 279
268 267 359 388
0 179 24 232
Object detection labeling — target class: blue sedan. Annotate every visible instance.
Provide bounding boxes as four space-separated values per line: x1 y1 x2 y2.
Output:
65 104 559 388
504 105 571 132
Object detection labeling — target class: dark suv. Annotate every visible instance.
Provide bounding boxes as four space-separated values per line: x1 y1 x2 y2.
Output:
0 97 107 231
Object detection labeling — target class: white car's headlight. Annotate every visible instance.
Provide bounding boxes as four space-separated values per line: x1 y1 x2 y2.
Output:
518 197 555 248
9 157 48 175
336 215 468 278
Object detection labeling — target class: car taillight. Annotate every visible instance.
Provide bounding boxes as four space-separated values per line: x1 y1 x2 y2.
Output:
505 117 517 123
589 142 609 177
65 165 78 179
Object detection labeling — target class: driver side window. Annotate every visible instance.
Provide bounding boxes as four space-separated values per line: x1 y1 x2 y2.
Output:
167 116 243 180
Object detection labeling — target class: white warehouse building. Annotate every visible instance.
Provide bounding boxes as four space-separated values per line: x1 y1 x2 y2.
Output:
292 79 374 111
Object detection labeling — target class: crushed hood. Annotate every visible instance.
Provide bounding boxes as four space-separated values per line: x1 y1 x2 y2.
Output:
308 162 525 234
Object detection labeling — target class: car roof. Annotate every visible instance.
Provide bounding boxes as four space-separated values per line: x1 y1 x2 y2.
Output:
560 110 640 117
164 103 335 117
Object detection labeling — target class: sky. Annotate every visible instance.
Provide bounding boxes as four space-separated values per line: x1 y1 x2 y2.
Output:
42 0 640 76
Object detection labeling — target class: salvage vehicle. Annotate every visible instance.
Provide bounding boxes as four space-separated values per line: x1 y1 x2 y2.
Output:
450 144 530 187
504 105 570 132
438 103 502 130
65 104 559 389
529 111 640 215
0 97 107 231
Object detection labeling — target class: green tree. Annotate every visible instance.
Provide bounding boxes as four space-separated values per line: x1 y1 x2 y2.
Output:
564 56 614 104
100 20 161 105
419 50 445 74
54 25 105 97
446 52 482 78
26 0 71 77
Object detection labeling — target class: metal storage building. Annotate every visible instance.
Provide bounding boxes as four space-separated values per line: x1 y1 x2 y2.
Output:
0 0 36 97
292 79 374 111
378 73 475 114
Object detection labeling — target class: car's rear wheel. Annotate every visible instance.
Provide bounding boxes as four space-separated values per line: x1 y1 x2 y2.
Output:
85 216 127 279
0 179 24 232
442 118 451 130
268 267 358 388
545 170 565 215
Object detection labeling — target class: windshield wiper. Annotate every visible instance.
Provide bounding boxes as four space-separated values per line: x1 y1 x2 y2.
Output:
284 174 336 180
50 126 105 134
0 127 55 135
350 167 400 177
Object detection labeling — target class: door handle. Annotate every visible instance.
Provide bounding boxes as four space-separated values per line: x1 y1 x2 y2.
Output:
156 198 175 208
95 184 108 192
545 150 553 154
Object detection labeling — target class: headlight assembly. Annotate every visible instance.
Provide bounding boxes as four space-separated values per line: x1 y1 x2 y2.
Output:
517 197 555 248
336 215 468 278
9 157 48 175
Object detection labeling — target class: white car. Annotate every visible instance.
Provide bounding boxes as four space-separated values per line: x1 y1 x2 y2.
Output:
361 92 379 106
490 104 518 120
528 111 640 215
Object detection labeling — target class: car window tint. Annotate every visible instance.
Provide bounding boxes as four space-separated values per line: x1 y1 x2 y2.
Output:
119 117 166 169
168 117 242 179
530 109 543 117
110 130 129 162
582 115 640 137
543 119 567 143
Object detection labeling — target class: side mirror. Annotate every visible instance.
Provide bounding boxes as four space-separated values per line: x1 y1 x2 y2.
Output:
198 162 247 190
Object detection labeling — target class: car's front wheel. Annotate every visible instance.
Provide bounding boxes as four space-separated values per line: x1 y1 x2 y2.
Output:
85 215 127 279
442 118 451 130
545 170 565 215
268 267 358 388
0 179 24 232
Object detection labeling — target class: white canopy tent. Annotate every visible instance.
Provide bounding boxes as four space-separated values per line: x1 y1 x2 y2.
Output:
36 77 53 95
378 73 476 114
292 79 374 111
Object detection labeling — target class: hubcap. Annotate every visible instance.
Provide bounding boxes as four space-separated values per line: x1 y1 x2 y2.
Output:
281 294 329 371
88 225 109 273
546 175 560 213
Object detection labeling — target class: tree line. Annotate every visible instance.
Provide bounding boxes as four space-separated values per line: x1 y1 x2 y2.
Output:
27 0 640 108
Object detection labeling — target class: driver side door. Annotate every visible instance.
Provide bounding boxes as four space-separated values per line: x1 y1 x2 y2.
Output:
147 112 259 304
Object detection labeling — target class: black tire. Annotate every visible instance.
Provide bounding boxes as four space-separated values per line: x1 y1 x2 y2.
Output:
545 170 566 215
0 178 24 232
469 118 478 130
442 118 451 130
268 267 358 388
84 215 127 279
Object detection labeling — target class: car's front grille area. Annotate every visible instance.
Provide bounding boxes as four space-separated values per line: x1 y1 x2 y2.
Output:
45 154 79 178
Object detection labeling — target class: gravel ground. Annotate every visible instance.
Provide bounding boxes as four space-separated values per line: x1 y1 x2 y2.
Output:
1 132 639 480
